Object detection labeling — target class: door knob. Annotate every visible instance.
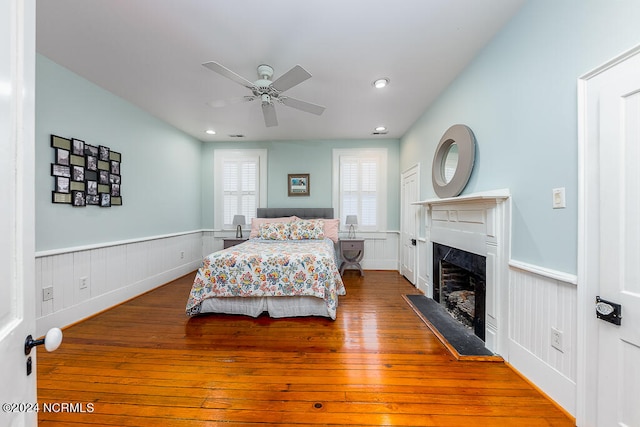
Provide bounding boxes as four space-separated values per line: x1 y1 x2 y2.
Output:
24 327 63 355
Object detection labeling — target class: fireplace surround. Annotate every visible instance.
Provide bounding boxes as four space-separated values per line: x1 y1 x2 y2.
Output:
414 189 510 354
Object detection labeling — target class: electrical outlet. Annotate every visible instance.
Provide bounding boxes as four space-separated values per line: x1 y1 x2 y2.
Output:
180 251 185 259
43 287 53 301
551 327 564 352
79 276 88 290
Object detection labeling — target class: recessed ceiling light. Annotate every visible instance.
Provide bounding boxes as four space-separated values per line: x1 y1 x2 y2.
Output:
373 78 390 89
375 126 387 132
205 129 216 135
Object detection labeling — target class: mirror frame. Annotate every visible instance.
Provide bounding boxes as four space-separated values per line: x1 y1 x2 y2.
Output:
431 124 476 198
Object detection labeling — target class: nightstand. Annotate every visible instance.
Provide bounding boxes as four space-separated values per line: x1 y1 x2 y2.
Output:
223 238 248 249
339 238 365 276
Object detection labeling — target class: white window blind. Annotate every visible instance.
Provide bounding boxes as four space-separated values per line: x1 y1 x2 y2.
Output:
222 159 257 225
333 148 387 232
214 149 267 229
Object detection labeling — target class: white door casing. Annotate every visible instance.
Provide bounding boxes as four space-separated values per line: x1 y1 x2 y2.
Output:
578 44 640 427
400 165 419 284
0 1 37 426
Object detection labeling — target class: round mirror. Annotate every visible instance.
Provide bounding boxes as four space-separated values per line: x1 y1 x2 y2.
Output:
431 125 476 198
442 142 459 183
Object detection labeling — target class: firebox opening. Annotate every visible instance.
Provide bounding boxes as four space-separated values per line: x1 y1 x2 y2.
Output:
433 243 486 341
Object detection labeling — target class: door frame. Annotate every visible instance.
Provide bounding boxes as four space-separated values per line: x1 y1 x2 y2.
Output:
576 42 640 426
400 163 420 284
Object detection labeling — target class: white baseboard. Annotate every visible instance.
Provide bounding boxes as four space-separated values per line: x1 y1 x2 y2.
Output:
508 339 576 416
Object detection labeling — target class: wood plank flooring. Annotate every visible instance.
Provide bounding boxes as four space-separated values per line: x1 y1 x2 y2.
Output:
37 270 575 426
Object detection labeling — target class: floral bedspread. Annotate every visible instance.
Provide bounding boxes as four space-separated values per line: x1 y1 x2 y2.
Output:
186 238 346 319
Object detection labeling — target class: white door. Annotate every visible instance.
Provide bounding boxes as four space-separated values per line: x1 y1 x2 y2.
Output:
0 1 37 426
400 165 419 284
579 45 640 426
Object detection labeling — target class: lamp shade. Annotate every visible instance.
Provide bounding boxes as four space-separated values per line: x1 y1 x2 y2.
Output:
345 215 358 225
232 215 246 226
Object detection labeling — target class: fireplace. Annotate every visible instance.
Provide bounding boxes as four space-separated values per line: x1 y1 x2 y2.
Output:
433 243 486 341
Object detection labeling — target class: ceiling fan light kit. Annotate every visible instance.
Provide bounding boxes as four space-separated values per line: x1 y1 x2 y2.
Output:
203 61 325 128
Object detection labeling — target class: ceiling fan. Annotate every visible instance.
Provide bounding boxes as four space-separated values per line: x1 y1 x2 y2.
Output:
202 61 325 127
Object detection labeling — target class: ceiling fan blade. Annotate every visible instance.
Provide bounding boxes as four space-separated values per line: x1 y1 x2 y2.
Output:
281 96 326 116
271 65 312 92
262 103 278 127
202 61 255 90
207 96 255 108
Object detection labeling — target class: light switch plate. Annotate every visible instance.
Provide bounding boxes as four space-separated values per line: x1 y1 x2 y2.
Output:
552 187 566 209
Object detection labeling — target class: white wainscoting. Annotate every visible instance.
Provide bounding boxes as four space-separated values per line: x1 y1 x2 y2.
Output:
508 260 578 416
36 230 399 336
35 231 203 336
357 231 399 271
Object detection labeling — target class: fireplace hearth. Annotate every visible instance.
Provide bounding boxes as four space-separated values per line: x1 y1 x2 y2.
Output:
433 243 486 341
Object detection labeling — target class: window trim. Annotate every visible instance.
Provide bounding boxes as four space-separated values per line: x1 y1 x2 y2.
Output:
213 149 268 229
332 148 388 232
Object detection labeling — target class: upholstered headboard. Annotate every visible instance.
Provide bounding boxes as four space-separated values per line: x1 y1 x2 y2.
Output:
256 208 334 219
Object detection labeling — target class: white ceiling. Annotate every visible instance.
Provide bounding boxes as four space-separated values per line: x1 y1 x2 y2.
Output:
36 0 525 142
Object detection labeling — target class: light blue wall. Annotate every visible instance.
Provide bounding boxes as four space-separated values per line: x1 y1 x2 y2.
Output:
201 139 401 230
400 0 640 274
36 55 203 251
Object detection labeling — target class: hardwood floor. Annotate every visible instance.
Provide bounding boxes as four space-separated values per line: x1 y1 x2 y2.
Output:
37 270 574 426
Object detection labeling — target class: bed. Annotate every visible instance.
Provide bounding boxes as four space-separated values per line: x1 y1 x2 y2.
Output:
185 208 346 320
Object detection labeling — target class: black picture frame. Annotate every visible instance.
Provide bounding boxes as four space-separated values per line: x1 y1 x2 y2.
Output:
86 194 100 205
72 138 85 156
99 145 110 161
100 193 111 207
51 164 71 178
288 173 310 197
86 155 97 171
72 165 85 182
86 180 97 196
84 144 98 157
55 176 70 193
110 160 120 175
50 134 123 208
72 190 86 207
55 148 70 166
99 170 110 184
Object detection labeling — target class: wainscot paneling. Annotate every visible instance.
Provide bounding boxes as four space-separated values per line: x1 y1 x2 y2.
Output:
508 261 578 416
37 230 400 336
36 231 203 336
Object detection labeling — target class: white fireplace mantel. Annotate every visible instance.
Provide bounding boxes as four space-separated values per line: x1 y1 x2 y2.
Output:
412 188 511 207
414 189 511 355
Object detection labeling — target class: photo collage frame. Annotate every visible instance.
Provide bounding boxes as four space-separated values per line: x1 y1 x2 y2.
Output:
50 134 122 207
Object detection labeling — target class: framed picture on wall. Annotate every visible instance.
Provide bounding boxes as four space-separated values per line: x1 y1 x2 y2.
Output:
72 165 85 182
55 176 70 193
99 145 110 161
72 138 85 156
84 144 98 157
71 190 86 207
55 148 70 166
51 164 71 178
100 192 111 207
288 173 310 197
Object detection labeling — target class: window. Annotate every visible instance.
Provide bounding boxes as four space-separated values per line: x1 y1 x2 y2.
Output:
333 148 387 232
214 149 267 228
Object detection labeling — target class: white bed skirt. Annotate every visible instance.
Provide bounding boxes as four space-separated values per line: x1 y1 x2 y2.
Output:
198 296 333 318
